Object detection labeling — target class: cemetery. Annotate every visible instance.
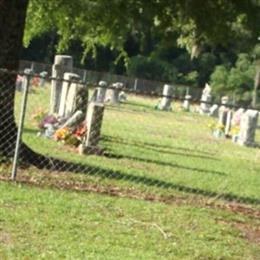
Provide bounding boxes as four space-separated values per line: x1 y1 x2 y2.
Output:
0 55 257 258
1 1 260 259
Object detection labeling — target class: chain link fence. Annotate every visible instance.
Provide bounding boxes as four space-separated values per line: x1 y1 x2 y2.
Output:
0 66 260 206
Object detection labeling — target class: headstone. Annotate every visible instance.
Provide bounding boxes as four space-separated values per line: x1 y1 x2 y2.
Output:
218 96 230 126
232 108 245 126
183 94 192 111
58 73 81 118
221 96 229 106
79 102 105 154
106 82 123 104
224 110 233 136
119 91 127 102
209 104 219 117
218 106 228 126
39 71 48 87
158 84 174 111
65 78 87 118
50 55 73 114
96 81 107 103
200 83 212 114
238 110 259 147
61 110 84 128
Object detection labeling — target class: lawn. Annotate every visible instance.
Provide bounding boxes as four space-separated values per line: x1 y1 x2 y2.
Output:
0 85 259 259
0 182 259 259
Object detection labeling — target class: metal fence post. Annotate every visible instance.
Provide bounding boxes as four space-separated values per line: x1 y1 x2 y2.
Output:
11 74 30 180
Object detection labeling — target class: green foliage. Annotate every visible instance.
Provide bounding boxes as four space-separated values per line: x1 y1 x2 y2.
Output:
210 65 229 93
127 55 177 82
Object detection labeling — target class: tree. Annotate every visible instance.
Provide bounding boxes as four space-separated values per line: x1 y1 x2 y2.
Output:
1 0 260 165
0 0 29 158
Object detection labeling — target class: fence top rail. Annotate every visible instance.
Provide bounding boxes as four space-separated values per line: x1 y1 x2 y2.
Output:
1 67 259 112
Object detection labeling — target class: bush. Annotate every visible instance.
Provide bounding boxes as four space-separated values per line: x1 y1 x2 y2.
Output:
127 55 177 82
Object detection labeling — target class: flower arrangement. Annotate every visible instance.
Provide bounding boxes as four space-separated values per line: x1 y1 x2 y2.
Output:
230 126 240 136
53 124 87 147
208 120 225 138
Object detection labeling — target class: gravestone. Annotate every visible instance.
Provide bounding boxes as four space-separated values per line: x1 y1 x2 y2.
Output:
96 81 107 103
119 91 127 102
209 104 219 117
50 55 73 114
79 102 105 154
224 110 233 136
39 71 48 87
231 108 245 126
218 106 228 126
65 78 87 118
183 94 192 111
200 83 212 114
61 110 84 128
58 73 81 118
158 84 174 111
218 96 230 125
221 96 229 106
238 110 259 147
106 82 123 104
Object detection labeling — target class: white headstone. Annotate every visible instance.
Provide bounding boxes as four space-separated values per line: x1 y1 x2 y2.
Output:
209 104 219 117
238 109 259 147
158 84 174 111
79 102 105 154
200 83 212 114
96 81 107 103
58 73 81 117
232 108 245 126
183 95 192 111
106 82 123 104
65 79 87 118
50 55 73 114
218 106 228 126
224 110 233 136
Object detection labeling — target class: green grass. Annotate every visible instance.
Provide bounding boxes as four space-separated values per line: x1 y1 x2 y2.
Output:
13 87 260 204
0 182 259 259
0 86 259 258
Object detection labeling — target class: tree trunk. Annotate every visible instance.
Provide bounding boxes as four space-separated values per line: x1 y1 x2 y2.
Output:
252 64 260 109
0 0 29 158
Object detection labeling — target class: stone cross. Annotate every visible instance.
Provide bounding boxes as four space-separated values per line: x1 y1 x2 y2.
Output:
200 83 212 115
238 109 259 147
158 84 174 111
50 55 73 114
79 102 105 154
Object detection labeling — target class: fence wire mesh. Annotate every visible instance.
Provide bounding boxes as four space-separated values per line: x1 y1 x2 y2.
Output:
0 67 260 206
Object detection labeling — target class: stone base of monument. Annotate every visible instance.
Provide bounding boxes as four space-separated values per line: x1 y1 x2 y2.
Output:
78 144 105 155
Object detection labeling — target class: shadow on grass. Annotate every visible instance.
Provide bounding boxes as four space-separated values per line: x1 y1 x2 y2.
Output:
24 151 259 206
102 135 219 161
102 151 227 176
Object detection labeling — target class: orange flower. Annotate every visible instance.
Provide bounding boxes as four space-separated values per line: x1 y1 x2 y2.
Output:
54 127 70 141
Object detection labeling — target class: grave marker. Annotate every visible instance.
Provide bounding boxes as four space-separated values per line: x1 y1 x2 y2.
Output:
50 55 73 114
158 84 174 111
